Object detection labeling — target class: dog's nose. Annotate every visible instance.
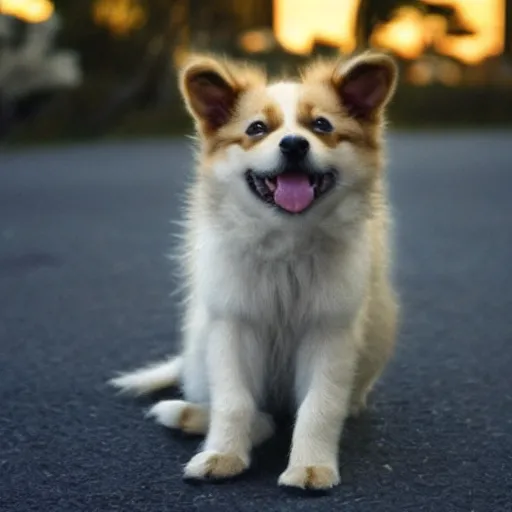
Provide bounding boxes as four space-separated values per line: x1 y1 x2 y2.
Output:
279 135 310 158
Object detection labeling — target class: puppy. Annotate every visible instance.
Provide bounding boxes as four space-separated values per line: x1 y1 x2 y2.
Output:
110 51 399 490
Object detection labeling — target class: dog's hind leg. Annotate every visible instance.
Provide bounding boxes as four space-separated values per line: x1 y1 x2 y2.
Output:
147 400 209 435
147 400 275 445
350 286 398 416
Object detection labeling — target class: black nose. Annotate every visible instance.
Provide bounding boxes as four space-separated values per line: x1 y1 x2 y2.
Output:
279 135 310 158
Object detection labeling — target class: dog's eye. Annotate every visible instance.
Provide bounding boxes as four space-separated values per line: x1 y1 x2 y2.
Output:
246 121 268 137
312 117 333 134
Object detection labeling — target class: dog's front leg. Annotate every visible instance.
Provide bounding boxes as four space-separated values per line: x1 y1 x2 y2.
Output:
184 318 258 480
278 325 358 490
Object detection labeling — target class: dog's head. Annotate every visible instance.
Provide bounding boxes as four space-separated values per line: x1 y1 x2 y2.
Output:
179 52 397 223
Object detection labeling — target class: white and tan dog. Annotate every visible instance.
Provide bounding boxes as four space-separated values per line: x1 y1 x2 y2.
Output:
110 51 400 491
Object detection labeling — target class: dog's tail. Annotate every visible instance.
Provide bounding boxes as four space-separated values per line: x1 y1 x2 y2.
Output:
108 356 182 396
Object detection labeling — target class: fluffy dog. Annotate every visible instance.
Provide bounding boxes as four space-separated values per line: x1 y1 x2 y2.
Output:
110 50 400 490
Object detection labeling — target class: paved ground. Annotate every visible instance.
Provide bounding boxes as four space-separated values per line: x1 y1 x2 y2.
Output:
1 133 511 512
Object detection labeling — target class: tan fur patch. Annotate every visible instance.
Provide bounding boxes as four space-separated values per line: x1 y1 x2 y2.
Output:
305 466 314 484
297 82 378 150
201 453 247 478
204 87 284 154
263 103 284 131
179 406 193 429
300 57 341 84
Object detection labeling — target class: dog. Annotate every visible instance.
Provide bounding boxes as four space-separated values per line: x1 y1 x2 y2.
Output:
110 50 400 490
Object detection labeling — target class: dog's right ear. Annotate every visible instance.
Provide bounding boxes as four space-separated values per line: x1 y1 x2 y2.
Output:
179 55 237 133
179 54 265 134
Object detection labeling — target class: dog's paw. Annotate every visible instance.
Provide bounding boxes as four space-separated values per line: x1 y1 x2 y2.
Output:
184 450 248 480
146 400 208 435
278 464 340 490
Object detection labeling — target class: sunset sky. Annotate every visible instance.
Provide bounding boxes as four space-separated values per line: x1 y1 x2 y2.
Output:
1 0 506 65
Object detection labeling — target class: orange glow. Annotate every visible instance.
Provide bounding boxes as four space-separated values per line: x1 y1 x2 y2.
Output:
431 0 504 63
274 0 505 65
274 0 359 54
0 0 54 23
372 7 425 59
407 62 434 85
239 30 275 53
93 0 146 36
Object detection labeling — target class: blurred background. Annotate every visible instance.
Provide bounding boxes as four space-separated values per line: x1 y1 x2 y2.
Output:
0 0 510 143
1 5 512 509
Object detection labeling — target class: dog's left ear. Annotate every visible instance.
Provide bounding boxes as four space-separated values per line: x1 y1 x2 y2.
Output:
333 52 398 121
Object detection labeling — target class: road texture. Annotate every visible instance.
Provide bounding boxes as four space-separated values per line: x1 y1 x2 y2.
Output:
1 133 511 511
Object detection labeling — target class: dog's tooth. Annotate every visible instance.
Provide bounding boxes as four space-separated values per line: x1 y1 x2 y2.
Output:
265 178 276 192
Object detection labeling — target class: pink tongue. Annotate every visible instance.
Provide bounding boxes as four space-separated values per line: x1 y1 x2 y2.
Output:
274 173 314 213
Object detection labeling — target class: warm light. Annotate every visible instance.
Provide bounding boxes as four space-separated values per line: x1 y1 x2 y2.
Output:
372 0 505 63
431 0 505 64
423 15 448 47
274 0 505 65
173 46 189 67
437 61 462 85
372 7 425 59
274 0 359 54
239 30 275 54
0 0 54 23
407 62 434 85
93 0 146 36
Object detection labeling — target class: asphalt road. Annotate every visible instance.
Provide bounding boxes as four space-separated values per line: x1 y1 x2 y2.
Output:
1 133 511 512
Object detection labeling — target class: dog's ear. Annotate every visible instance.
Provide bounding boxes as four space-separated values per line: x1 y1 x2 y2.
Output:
179 54 265 134
332 52 398 121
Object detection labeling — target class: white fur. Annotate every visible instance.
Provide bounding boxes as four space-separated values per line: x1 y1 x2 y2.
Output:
110 66 397 490
109 356 182 395
175 205 370 485
267 82 300 131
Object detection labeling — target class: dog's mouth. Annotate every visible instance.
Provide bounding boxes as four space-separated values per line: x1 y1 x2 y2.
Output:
245 169 337 214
